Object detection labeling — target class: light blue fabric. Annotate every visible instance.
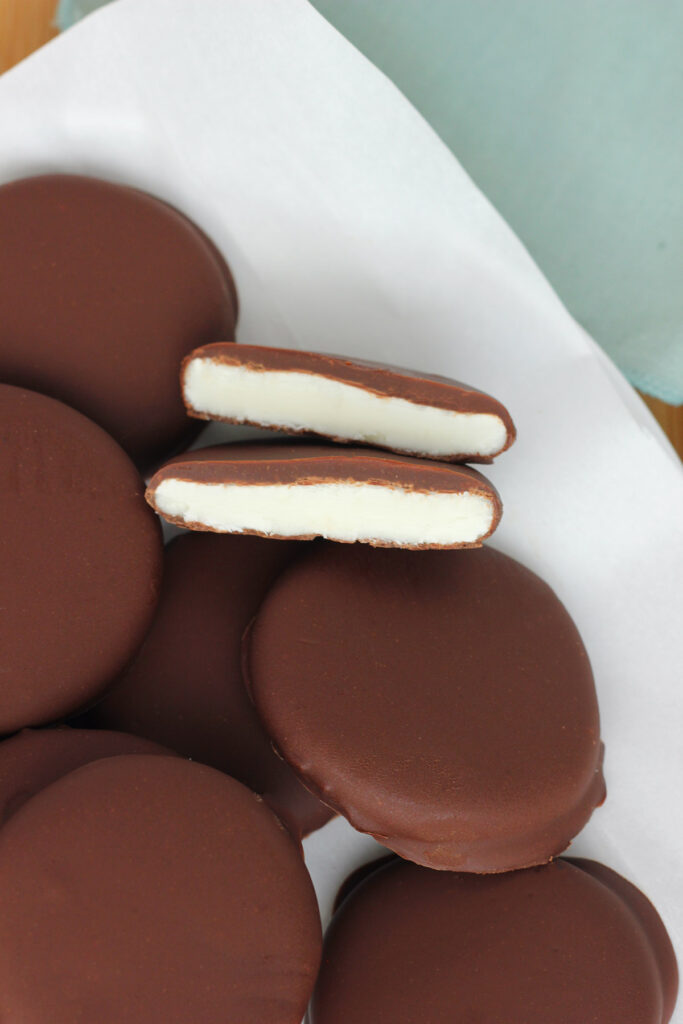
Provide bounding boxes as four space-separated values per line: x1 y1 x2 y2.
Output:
55 0 683 403
55 0 105 30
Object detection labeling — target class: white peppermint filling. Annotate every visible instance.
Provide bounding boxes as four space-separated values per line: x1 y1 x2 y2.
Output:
153 479 495 546
184 360 507 458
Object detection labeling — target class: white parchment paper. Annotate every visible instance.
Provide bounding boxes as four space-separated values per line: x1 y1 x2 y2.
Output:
1 0 681 1003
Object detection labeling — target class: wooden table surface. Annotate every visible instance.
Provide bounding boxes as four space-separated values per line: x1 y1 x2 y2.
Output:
0 0 58 72
1 0 682 459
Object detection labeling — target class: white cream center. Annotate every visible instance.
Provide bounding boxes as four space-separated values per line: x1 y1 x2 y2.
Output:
153 479 494 547
184 360 507 458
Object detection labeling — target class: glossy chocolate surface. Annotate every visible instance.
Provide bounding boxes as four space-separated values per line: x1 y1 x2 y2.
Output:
0 727 172 824
81 532 333 838
0 174 236 468
568 858 679 1024
0 755 321 1024
246 542 605 871
0 384 162 734
312 857 677 1023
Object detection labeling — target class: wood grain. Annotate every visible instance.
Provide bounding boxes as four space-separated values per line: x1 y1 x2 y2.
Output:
1 0 682 460
0 0 58 73
640 393 683 458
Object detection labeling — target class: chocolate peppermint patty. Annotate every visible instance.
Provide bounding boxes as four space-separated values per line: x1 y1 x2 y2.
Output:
0 384 162 734
0 755 321 1023
0 174 237 468
0 727 173 825
311 857 677 1023
182 342 515 462
245 542 605 872
81 532 333 839
146 442 502 549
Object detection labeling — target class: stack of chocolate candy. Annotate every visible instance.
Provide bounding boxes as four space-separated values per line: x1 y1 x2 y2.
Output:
0 174 677 1023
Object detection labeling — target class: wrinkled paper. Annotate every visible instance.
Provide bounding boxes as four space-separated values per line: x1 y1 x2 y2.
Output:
1 0 681 1003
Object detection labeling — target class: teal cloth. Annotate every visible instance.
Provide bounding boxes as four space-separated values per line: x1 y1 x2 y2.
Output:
56 0 683 403
55 0 112 29
55 0 103 30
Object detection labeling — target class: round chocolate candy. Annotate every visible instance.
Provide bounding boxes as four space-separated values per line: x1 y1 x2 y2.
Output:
81 531 333 838
0 384 162 734
311 857 677 1023
0 755 322 1023
0 174 237 468
245 542 605 872
0 727 173 824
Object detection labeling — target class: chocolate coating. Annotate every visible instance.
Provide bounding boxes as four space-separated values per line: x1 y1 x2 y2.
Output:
568 859 679 1023
0 755 322 1024
332 854 398 914
246 543 605 871
81 532 333 838
311 858 677 1023
183 342 516 461
0 727 173 824
0 385 162 734
0 174 236 468
147 442 502 548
